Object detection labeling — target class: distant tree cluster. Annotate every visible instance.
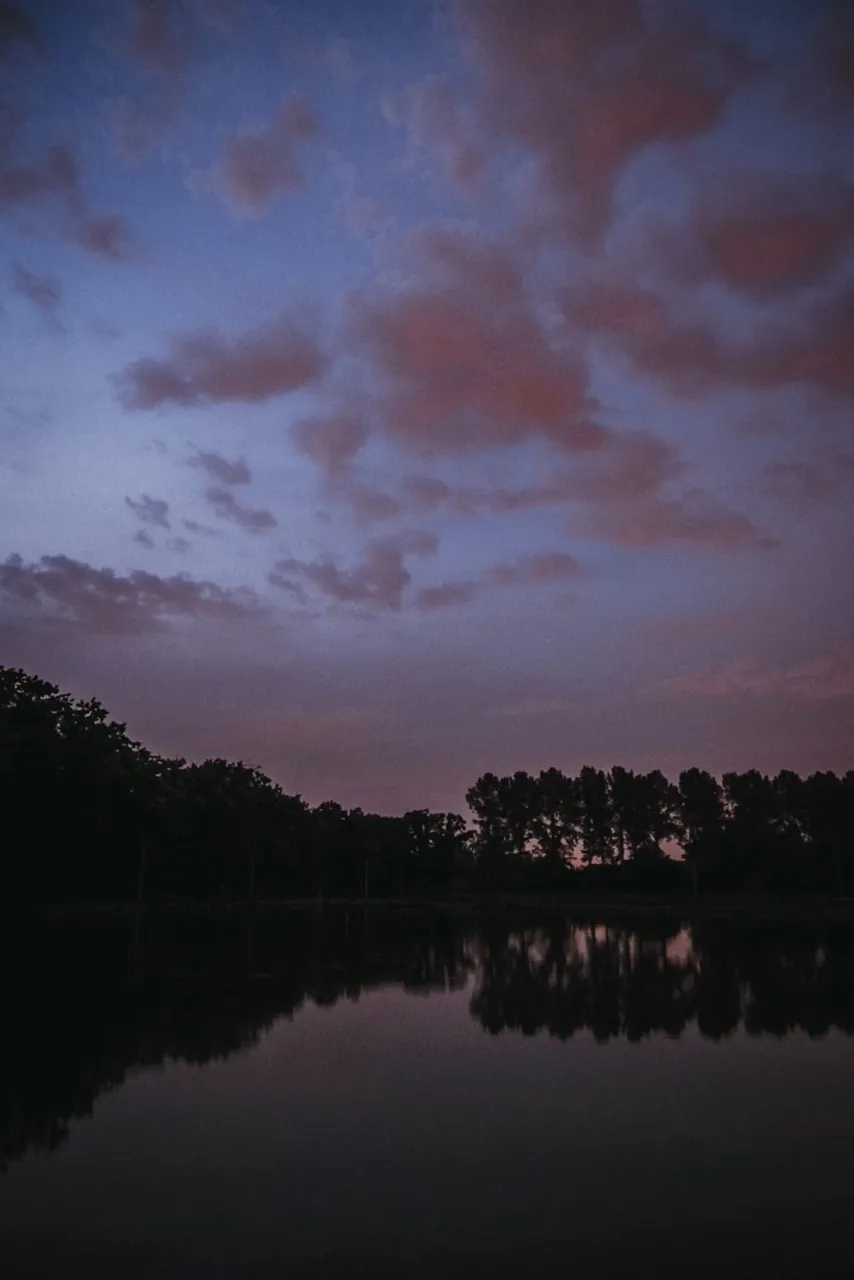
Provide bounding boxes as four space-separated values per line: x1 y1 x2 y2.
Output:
1 665 852 904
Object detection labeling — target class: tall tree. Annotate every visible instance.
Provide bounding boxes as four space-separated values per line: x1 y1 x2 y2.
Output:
531 768 580 865
577 766 612 865
678 768 725 894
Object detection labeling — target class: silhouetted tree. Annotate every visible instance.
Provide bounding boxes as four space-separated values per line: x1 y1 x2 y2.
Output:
678 767 725 894
2 664 852 904
578 766 612 865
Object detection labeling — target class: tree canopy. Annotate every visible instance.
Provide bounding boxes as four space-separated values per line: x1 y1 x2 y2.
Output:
1 664 852 904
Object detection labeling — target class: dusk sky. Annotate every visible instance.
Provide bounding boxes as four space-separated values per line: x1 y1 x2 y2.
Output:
1 0 852 814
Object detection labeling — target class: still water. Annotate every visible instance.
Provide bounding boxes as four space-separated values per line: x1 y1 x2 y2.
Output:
2 909 853 1278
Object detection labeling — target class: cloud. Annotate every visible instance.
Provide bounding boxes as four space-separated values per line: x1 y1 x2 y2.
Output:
127 0 185 77
415 549 580 611
489 550 580 586
0 136 134 260
414 581 479 611
458 0 751 243
183 518 221 537
126 493 171 528
291 411 370 474
270 531 438 611
0 140 78 208
639 172 854 297
72 213 134 261
10 263 61 325
822 3 854 104
760 454 854 507
292 34 362 84
344 482 403 525
700 200 854 298
383 74 485 195
188 449 252 485
204 485 277 534
581 488 778 552
328 156 391 241
337 230 601 458
481 696 578 719
118 314 325 408
211 96 319 218
663 645 854 701
573 273 854 398
133 529 155 549
564 431 777 551
108 98 163 163
0 553 264 635
566 282 669 341
0 2 39 55
337 429 772 553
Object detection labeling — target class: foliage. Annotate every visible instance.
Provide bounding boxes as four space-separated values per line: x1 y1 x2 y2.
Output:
1 665 852 903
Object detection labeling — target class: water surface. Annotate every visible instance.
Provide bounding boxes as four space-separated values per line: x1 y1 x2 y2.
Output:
2 910 853 1278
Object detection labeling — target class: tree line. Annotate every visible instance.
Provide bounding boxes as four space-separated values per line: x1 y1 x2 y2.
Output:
1 665 852 904
3 910 854 1170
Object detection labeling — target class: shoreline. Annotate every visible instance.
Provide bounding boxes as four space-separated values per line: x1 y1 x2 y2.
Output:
13 894 854 922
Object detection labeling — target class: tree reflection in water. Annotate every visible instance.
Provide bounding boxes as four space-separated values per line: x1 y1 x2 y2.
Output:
2 909 853 1170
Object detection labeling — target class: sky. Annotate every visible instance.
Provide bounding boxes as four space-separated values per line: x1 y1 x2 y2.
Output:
1 0 853 814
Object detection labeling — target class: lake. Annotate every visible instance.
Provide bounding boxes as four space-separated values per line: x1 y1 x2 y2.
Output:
2 908 853 1278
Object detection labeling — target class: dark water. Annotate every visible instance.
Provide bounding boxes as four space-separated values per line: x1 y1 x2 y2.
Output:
2 909 854 1279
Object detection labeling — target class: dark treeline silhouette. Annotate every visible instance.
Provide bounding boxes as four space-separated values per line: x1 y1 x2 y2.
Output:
3 909 854 1171
2 665 853 904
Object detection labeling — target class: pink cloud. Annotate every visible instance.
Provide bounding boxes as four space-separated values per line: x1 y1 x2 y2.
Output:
347 279 598 456
459 0 750 242
126 493 170 528
0 136 135 260
0 553 264 635
189 450 252 486
567 282 668 341
384 74 485 195
0 141 77 207
214 96 319 218
565 431 777 551
760 453 854 506
415 550 581 612
119 315 325 408
72 212 134 260
707 210 852 295
346 484 404 525
575 273 854 398
581 488 778 552
660 172 854 296
128 0 185 77
290 411 369 474
663 644 854 701
415 581 479 611
823 4 854 103
330 429 772 554
490 550 580 586
204 485 277 534
0 2 39 54
108 98 162 163
269 531 438 612
183 518 221 538
10 263 61 324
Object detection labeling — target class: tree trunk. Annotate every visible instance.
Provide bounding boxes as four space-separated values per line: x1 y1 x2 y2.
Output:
247 847 256 907
364 857 370 901
136 838 147 910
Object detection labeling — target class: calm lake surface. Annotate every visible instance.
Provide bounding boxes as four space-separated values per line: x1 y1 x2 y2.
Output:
2 909 853 1278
